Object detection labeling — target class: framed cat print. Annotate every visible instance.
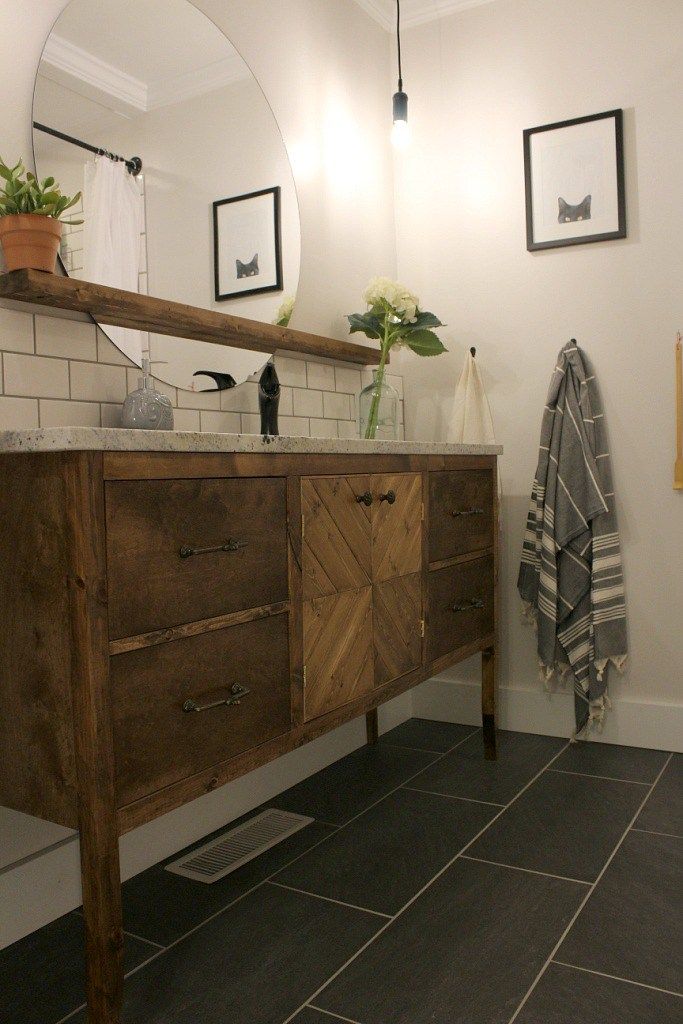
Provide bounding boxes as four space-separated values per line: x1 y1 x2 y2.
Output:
523 109 626 251
213 186 283 300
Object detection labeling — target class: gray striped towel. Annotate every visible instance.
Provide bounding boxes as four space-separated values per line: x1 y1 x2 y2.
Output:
517 341 627 737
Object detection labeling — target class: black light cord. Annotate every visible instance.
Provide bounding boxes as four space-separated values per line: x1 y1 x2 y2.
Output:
396 0 403 90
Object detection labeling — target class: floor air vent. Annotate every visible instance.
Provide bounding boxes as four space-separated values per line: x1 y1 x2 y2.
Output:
165 809 314 883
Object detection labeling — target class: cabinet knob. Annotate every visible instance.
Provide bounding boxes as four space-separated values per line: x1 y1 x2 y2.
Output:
379 490 396 504
356 491 373 507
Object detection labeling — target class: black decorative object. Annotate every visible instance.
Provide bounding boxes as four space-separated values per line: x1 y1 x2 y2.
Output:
213 187 283 301
523 109 626 251
193 370 237 392
258 361 280 437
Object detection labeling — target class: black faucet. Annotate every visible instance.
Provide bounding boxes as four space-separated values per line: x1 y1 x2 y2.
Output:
258 361 280 437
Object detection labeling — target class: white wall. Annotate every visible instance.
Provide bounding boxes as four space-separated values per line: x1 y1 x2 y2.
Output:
395 0 683 742
0 0 402 946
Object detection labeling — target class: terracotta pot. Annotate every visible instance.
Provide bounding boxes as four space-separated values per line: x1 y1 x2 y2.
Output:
0 214 63 273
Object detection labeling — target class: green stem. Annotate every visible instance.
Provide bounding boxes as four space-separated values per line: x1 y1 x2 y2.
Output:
364 321 390 440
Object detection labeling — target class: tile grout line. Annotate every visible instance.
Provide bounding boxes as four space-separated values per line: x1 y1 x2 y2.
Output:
505 752 675 1024
306 1004 364 1023
630 826 682 840
549 768 651 786
278 739 574 1024
269 881 392 919
551 959 683 999
401 785 505 808
107 728 482 987
459 854 591 887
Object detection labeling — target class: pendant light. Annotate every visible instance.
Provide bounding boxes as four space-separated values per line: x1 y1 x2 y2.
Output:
392 0 409 148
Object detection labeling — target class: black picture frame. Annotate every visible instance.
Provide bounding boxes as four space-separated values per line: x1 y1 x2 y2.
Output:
212 186 283 301
523 109 626 252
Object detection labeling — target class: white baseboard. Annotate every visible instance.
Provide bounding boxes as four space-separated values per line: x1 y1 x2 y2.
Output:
0 693 412 948
412 677 683 752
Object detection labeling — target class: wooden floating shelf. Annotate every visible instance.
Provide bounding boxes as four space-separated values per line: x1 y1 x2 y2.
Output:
0 269 381 366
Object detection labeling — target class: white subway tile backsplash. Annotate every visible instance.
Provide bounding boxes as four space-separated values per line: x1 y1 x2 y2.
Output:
199 411 241 433
386 373 404 398
306 362 335 392
35 315 97 362
292 388 324 418
4 353 70 399
0 396 39 429
220 381 259 414
171 408 201 431
98 329 137 367
39 400 100 428
71 362 127 403
0 306 404 439
0 307 34 353
274 355 307 387
334 366 361 395
310 417 337 438
323 391 351 419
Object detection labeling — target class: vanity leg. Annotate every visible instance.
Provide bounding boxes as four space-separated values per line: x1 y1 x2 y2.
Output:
482 647 497 760
79 800 124 1024
366 708 379 745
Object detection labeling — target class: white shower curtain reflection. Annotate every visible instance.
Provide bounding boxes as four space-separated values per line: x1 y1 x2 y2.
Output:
83 157 144 365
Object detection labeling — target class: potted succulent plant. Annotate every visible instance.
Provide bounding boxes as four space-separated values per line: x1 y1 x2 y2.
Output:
0 157 82 273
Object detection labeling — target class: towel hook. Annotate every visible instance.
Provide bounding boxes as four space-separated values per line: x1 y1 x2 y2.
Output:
470 347 476 358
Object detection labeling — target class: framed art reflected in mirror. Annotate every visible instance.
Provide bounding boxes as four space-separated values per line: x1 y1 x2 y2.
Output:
523 109 626 252
213 187 282 301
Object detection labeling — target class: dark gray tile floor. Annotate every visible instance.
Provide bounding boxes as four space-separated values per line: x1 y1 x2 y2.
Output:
1 721 679 1024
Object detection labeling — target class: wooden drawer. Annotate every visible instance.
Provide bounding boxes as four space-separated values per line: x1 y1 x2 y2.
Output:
426 554 494 663
111 613 291 805
428 470 494 562
106 477 288 639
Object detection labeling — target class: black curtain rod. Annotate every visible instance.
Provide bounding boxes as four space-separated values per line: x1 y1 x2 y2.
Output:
32 121 142 176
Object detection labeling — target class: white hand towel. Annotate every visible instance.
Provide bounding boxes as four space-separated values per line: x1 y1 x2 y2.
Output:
448 350 496 446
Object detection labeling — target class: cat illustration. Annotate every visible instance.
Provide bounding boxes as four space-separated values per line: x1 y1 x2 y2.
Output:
558 196 592 223
236 254 259 278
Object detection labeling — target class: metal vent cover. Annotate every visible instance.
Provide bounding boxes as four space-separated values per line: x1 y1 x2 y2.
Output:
165 809 314 883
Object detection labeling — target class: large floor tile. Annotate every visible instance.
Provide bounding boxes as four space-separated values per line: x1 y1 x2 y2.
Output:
469 770 644 881
379 718 477 753
275 787 497 914
121 817 335 945
516 961 683 1023
408 730 566 805
552 740 669 784
271 745 438 825
112 883 381 1024
316 857 585 1024
558 830 683 993
635 754 682 837
0 912 154 1024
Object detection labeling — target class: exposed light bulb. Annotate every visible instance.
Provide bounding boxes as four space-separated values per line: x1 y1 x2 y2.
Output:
391 118 410 149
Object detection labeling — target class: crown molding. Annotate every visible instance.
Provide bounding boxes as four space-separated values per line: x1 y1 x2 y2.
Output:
147 56 250 111
353 0 496 31
41 34 147 112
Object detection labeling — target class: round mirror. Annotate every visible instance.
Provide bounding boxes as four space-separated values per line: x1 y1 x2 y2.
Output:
33 0 300 393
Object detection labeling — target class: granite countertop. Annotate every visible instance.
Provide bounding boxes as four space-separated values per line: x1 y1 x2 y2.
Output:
0 427 502 456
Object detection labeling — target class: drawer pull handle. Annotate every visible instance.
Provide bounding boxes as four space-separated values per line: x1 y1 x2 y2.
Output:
451 508 484 518
183 683 250 714
356 491 373 507
179 539 246 559
379 490 396 504
451 598 484 613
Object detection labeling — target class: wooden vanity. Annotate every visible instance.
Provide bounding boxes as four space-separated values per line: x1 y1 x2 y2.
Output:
0 431 500 1024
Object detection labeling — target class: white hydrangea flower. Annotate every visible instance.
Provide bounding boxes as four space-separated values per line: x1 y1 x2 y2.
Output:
273 294 296 326
363 277 419 323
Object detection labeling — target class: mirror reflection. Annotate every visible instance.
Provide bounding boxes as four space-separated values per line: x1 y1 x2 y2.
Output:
33 0 300 393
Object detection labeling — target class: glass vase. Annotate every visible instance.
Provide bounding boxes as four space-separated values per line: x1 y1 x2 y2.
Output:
358 368 399 441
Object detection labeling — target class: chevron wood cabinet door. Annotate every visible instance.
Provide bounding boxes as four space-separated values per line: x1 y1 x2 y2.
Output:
303 587 374 720
371 473 422 581
373 572 423 687
301 475 372 599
